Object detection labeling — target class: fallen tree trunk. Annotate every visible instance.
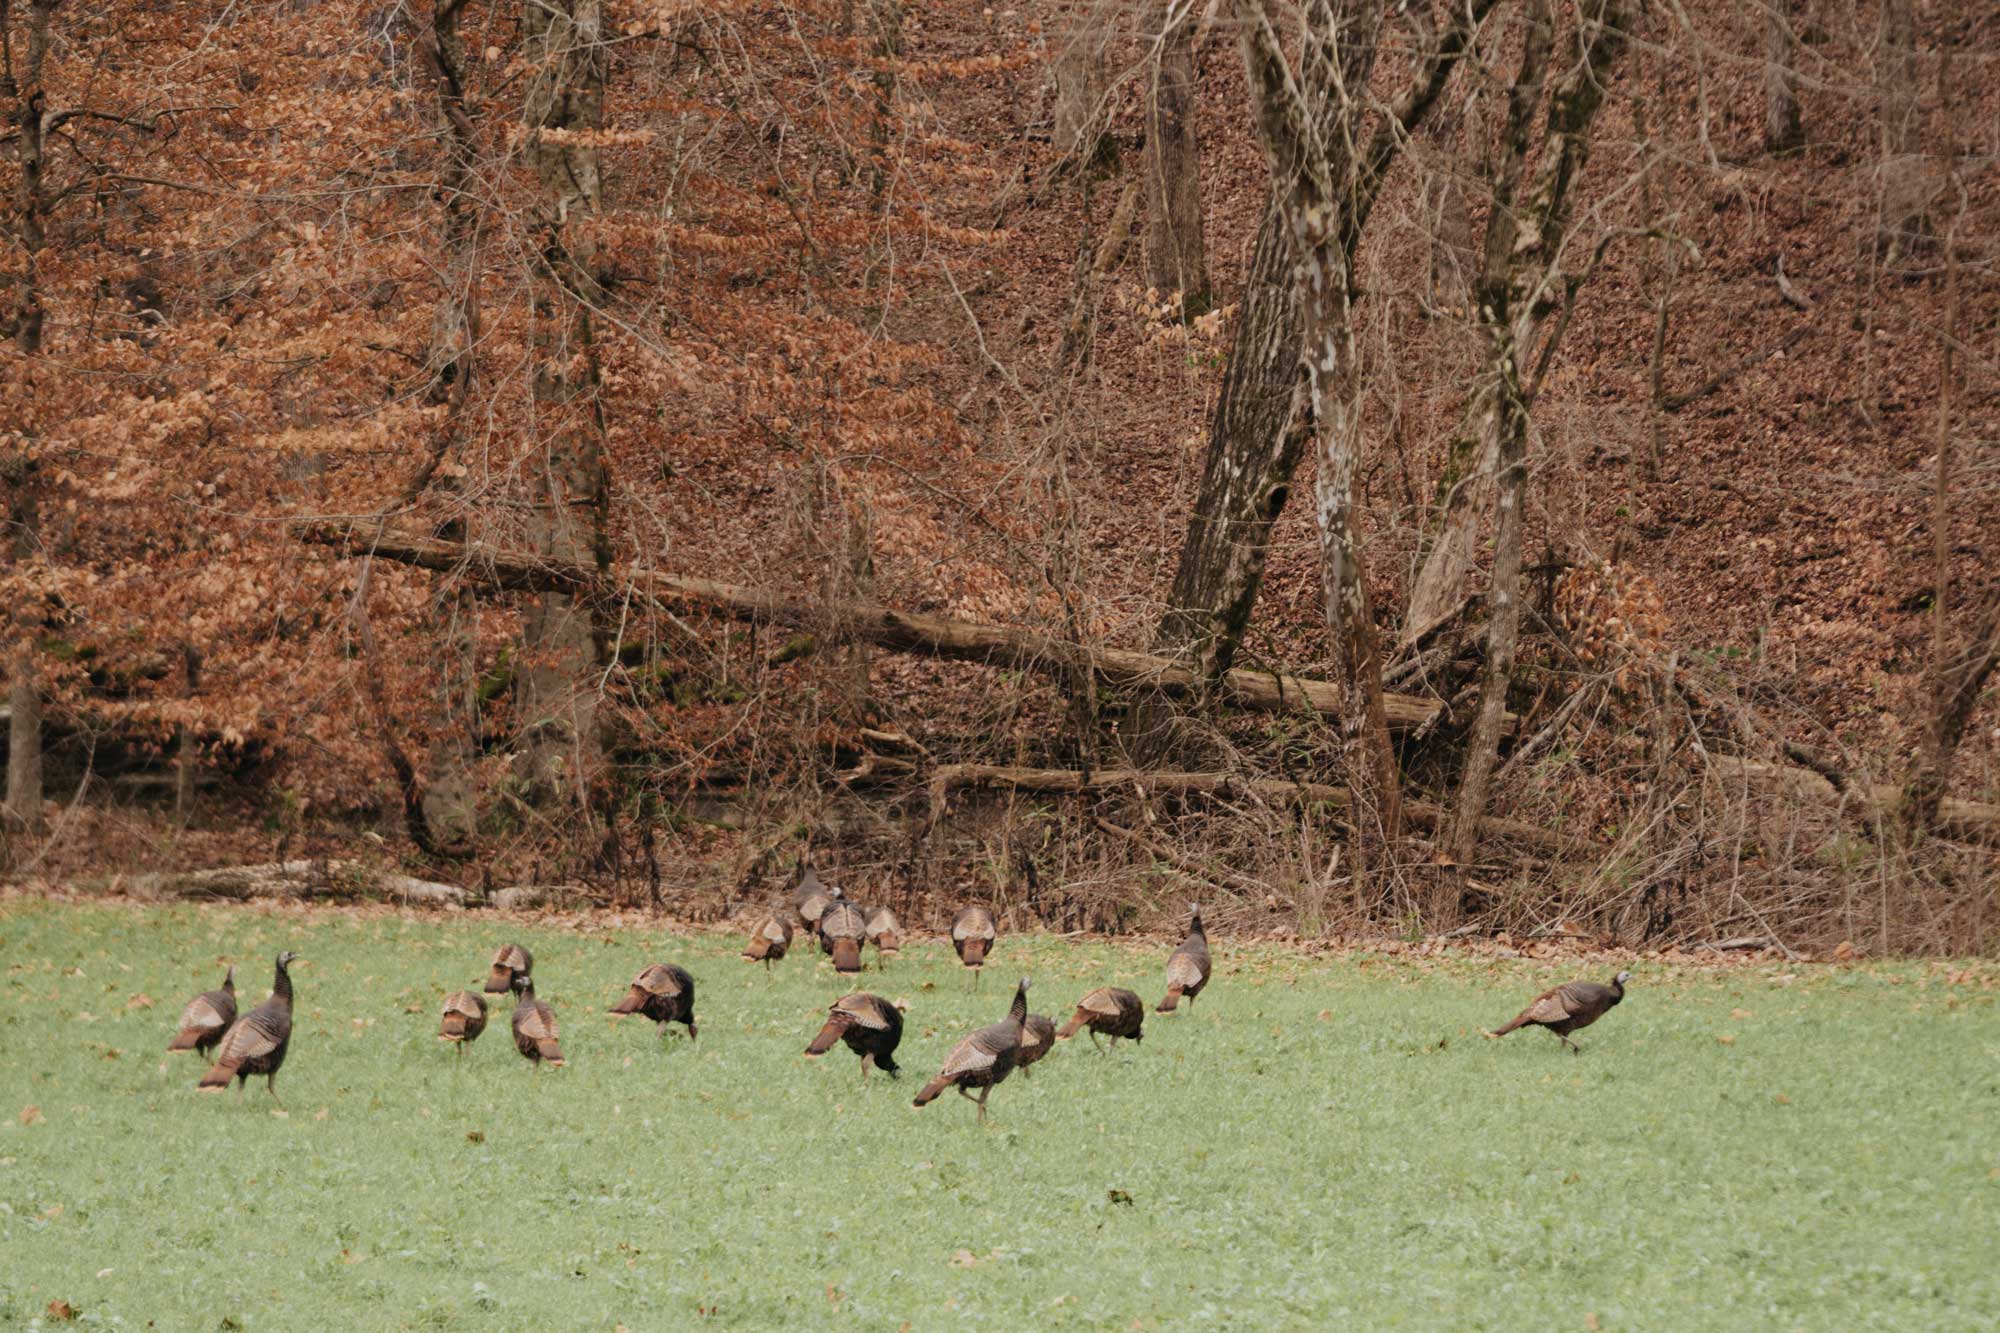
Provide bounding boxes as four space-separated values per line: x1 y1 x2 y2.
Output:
925 763 1574 854
1714 758 2000 846
295 523 1447 730
114 860 469 905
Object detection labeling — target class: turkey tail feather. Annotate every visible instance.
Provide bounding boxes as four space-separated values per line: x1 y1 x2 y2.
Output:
539 1040 566 1065
196 1060 236 1090
1488 1015 1526 1037
912 1076 950 1106
1156 985 1183 1014
608 989 645 1015
1056 1014 1084 1039
167 1027 206 1051
831 937 863 972
961 937 986 966
804 1019 844 1056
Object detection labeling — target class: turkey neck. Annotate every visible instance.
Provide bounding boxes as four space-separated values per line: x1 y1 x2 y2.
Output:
1007 982 1028 1028
1189 912 1206 943
271 957 294 1009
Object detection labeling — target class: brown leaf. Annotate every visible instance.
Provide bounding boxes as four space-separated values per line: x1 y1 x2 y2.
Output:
18 1104 43 1126
47 1299 77 1322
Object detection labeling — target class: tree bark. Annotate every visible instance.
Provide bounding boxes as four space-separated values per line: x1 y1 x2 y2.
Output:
519 0 611 812
1233 0 1403 846
1156 0 1496 689
1762 0 1802 154
1051 0 1113 172
1142 0 1209 317
1450 0 1629 865
1 0 54 840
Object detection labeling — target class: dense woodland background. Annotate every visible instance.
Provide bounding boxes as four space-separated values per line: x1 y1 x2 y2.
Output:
0 0 1995 951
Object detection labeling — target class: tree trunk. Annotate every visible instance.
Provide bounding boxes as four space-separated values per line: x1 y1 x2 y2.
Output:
1051 0 1113 172
174 644 201 828
1 0 54 840
295 522 1455 729
1450 0 1629 865
1142 0 1209 318
1877 0 1927 261
1156 0 1496 690
1235 0 1402 848
1762 0 1802 154
519 0 610 812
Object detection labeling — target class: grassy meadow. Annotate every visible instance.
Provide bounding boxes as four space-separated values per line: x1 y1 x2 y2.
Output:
0 898 1996 1330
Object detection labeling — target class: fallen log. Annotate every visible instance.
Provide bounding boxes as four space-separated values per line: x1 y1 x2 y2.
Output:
115 860 468 906
1714 757 2000 846
924 763 1576 854
294 523 1447 730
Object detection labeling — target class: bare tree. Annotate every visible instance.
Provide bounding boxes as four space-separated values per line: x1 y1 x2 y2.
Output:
1761 0 1802 153
1876 0 1927 261
1449 0 1630 866
1156 0 1496 694
1143 0 1210 317
519 0 612 813
1231 0 1409 847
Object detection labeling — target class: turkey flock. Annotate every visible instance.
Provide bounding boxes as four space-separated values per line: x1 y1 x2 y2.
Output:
167 863 1630 1121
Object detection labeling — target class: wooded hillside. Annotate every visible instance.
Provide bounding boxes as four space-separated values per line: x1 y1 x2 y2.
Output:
2 0 1995 950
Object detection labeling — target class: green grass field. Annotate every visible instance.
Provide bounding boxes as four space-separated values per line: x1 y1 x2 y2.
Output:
1 899 1995 1330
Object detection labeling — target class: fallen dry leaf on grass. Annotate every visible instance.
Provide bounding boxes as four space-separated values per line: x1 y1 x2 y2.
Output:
19 1104 43 1126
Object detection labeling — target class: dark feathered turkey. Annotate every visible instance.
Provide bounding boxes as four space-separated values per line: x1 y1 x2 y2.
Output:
1056 986 1144 1051
864 905 902 962
167 966 236 1058
438 990 488 1050
608 962 697 1041
1156 904 1211 1013
511 978 566 1066
819 900 867 973
1488 971 1630 1053
950 905 997 985
484 942 533 995
804 992 904 1078
912 977 1029 1121
742 913 793 970
1013 1013 1056 1075
198 951 299 1101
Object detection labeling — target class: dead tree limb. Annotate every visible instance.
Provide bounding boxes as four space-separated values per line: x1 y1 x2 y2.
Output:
294 522 1452 730
927 763 1573 853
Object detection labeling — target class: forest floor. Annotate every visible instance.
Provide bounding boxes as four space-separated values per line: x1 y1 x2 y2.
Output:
2 900 1995 1329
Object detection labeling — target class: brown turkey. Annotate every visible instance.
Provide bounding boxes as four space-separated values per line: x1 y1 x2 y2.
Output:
438 989 488 1049
819 899 867 973
484 942 533 995
912 977 1029 1122
1056 986 1145 1052
608 963 698 1042
166 966 236 1058
804 992 904 1078
864 905 903 964
1487 972 1630 1053
1014 1012 1056 1076
197 951 299 1102
1156 904 1212 1013
792 861 839 936
512 978 566 1067
950 905 997 987
742 914 793 970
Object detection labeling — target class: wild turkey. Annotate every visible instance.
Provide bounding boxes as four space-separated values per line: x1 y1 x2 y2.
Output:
608 963 698 1042
484 942 533 995
912 977 1030 1122
804 992 904 1078
792 861 839 936
437 990 488 1051
1156 904 1212 1013
1487 972 1630 1053
742 914 793 971
950 905 997 987
1056 986 1145 1052
166 966 236 1058
197 951 299 1101
819 899 867 973
511 978 566 1067
864 905 902 964
1014 1012 1056 1076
